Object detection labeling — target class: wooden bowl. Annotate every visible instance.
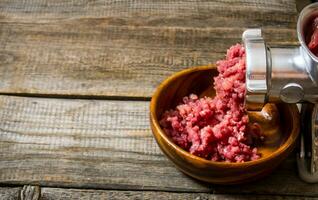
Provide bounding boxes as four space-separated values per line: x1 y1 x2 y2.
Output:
150 65 300 184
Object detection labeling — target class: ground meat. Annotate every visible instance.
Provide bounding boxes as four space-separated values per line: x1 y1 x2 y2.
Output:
160 44 261 162
306 16 318 56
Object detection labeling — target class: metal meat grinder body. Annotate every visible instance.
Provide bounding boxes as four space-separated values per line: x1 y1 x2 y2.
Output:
243 3 318 183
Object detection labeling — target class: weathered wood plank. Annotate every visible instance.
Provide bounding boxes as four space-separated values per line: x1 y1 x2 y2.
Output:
1 186 316 200
0 0 297 27
0 187 20 200
0 95 209 192
39 188 318 200
0 95 317 195
0 0 297 98
40 188 210 200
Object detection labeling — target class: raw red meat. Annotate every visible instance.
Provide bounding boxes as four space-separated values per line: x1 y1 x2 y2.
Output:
307 16 318 56
160 44 261 162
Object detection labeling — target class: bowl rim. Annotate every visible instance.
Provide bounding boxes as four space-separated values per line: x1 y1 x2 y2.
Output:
150 65 300 167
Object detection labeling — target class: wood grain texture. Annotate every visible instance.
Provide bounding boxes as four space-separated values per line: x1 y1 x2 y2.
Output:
1 186 317 200
40 188 210 200
39 188 318 200
0 0 298 98
0 187 20 200
0 95 209 192
21 185 40 200
0 95 316 195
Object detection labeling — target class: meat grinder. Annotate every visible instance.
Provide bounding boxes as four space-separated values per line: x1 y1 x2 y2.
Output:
243 3 318 183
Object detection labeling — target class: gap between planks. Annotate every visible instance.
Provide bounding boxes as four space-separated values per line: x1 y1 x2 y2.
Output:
0 93 151 102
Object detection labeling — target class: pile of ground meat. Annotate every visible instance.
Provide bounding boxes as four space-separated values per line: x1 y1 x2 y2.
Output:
160 44 261 162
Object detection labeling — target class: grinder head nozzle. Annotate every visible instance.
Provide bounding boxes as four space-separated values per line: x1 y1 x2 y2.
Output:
242 29 268 111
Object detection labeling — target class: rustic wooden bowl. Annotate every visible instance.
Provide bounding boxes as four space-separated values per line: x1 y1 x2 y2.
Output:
150 65 300 184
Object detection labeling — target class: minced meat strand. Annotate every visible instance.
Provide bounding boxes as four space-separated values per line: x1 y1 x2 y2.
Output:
160 44 261 162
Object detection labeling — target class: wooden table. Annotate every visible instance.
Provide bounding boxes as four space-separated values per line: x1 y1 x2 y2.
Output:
0 0 316 199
